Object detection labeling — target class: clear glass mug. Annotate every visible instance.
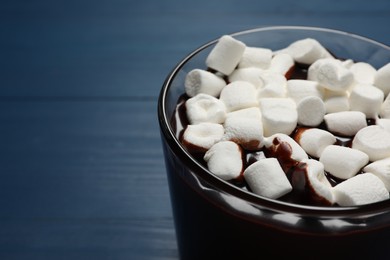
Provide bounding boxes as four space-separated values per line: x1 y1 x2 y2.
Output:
158 26 390 259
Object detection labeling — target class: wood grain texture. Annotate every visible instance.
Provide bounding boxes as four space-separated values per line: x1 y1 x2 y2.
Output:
0 0 389 259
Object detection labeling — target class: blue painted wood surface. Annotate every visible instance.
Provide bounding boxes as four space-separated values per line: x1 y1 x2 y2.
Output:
0 0 389 259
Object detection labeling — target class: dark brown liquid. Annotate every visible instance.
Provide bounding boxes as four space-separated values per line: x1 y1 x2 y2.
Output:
171 62 377 207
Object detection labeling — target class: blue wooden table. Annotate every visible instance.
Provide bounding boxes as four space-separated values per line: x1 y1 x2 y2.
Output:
0 0 389 259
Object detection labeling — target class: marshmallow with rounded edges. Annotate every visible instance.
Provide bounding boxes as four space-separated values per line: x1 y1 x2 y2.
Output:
295 128 336 158
185 93 226 124
323 90 350 113
324 111 367 136
286 79 324 104
259 98 297 136
378 118 390 132
332 173 389 206
282 38 333 64
264 133 309 163
319 145 369 179
342 59 354 69
363 158 390 191
182 123 225 153
228 68 265 89
238 47 272 69
350 62 377 85
297 96 326 127
374 63 390 96
349 84 384 118
219 81 258 112
352 125 390 162
381 93 390 119
206 35 246 75
204 141 243 181
269 53 295 77
308 58 354 92
185 69 226 97
301 159 334 204
257 71 287 98
244 158 292 199
223 114 264 151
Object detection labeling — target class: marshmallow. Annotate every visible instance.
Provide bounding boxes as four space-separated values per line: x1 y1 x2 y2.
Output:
378 118 390 132
264 133 308 166
244 158 292 199
182 123 225 153
342 59 354 69
283 38 333 64
259 98 297 136
226 107 262 120
352 125 390 162
332 173 389 206
238 47 272 69
286 79 324 104
381 93 390 119
301 159 334 205
269 53 295 77
257 71 287 98
363 158 390 191
219 81 258 112
319 145 369 180
294 128 336 158
185 69 226 97
185 93 226 124
349 84 384 118
349 62 377 85
308 58 354 92
206 35 246 75
297 96 326 127
228 68 265 89
223 115 264 151
324 111 367 136
323 90 350 113
204 141 243 181
374 63 390 96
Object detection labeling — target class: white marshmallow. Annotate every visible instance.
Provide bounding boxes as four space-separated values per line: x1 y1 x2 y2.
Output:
308 58 354 92
332 173 389 206
185 69 226 97
223 115 264 151
286 79 324 104
228 68 265 89
269 53 295 77
352 125 390 162
349 62 377 85
283 38 333 64
374 63 390 96
378 118 390 132
297 96 326 127
219 81 258 112
259 98 297 136
323 90 350 113
319 145 369 180
342 59 354 69
363 158 390 191
324 111 367 136
301 159 334 205
244 158 292 199
206 35 246 75
238 47 272 69
226 107 262 120
349 84 384 118
182 123 225 153
204 141 243 181
295 128 336 158
264 133 308 163
185 93 227 124
381 93 390 119
257 71 287 98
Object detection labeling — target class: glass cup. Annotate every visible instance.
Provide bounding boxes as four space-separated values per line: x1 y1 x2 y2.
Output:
158 26 390 259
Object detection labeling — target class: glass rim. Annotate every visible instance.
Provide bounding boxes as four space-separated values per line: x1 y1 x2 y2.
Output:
158 25 390 216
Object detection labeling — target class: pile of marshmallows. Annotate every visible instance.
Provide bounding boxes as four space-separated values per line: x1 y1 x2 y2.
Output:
181 35 390 207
